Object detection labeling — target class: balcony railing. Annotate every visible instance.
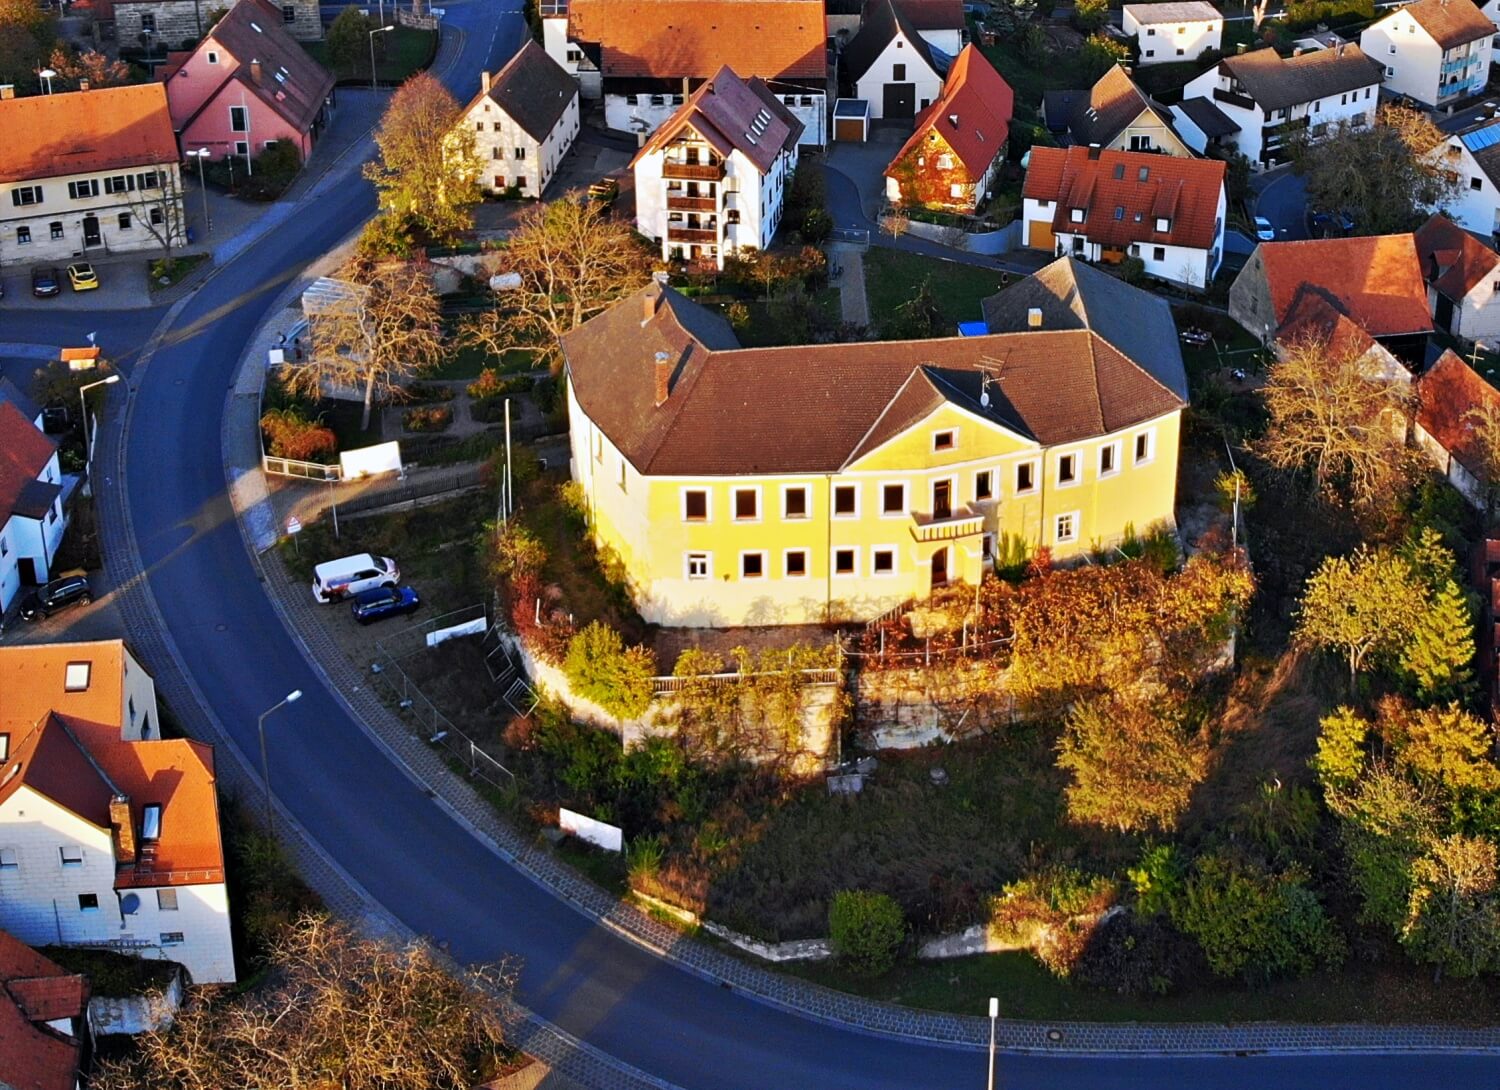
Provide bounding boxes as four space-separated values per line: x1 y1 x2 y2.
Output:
667 226 719 243
909 506 985 543
663 161 725 181
1212 86 1255 111
666 195 717 212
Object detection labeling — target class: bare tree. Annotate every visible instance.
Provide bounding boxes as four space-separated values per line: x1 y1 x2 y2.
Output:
286 262 444 429
1251 0 1269 29
126 166 189 266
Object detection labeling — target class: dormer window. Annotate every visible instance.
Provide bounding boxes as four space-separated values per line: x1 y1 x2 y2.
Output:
142 804 162 841
1155 217 1170 232
1069 207 1085 223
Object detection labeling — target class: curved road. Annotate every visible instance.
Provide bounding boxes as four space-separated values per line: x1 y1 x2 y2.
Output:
10 5 1499 1085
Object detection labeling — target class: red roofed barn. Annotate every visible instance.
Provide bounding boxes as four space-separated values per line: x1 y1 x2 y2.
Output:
884 44 1013 214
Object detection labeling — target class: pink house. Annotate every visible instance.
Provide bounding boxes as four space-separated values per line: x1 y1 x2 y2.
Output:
160 0 333 164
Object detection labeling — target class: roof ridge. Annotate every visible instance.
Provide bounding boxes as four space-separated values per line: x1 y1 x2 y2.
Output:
841 367 928 470
50 716 124 799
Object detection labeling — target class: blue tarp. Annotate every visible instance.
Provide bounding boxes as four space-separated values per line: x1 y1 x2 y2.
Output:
956 321 989 337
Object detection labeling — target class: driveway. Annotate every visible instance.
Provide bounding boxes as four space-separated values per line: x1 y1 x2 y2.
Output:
1252 168 1309 242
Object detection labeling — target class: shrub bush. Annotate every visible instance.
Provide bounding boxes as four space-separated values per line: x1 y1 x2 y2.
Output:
563 621 656 720
828 890 905 976
1072 911 1187 996
467 369 531 400
403 405 452 432
260 408 337 461
800 207 833 244
403 380 455 402
989 867 1119 978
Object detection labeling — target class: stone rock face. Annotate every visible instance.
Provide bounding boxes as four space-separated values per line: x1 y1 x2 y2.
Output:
115 0 322 49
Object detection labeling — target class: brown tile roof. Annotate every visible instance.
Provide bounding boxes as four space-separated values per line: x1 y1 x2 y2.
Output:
1023 145 1227 250
1418 350 1500 472
562 281 1186 476
888 0 966 30
1217 43 1381 111
1254 234 1434 338
567 0 827 80
1401 0 1495 48
1279 298 1380 360
1059 66 1180 150
1414 212 1500 300
632 65 803 174
0 930 87 1090
465 40 577 144
888 45 1012 179
843 0 946 81
0 82 176 184
0 401 57 527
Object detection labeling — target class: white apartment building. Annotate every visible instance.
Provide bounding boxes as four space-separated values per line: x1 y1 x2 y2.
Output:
456 40 580 198
0 83 185 267
1123 1 1223 66
1361 0 1493 108
633 66 801 269
1431 114 1500 236
1178 42 1380 167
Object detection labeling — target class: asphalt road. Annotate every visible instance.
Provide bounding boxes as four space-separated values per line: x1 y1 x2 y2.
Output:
5 4 1499 1085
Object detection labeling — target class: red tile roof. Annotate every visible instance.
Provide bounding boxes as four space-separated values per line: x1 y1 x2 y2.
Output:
0 401 57 527
0 929 87 1090
567 0 827 80
1255 235 1434 339
1401 0 1495 49
632 65 803 174
0 82 177 184
1414 213 1500 301
888 45 1013 179
1023 145 1226 250
1418 349 1500 473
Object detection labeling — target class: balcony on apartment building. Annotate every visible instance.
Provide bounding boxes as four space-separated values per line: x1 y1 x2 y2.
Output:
663 158 726 181
667 225 720 243
909 505 985 543
666 193 718 212
1212 85 1255 111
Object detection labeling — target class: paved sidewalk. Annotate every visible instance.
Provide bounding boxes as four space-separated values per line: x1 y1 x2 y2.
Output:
830 243 870 327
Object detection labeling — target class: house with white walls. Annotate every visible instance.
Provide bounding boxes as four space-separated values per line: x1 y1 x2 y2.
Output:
843 0 948 120
1415 212 1500 342
634 66 801 268
0 402 70 616
0 641 235 985
1022 145 1228 289
1361 0 1493 108
1177 42 1380 166
455 40 580 197
1431 113 1500 237
1123 2 1223 66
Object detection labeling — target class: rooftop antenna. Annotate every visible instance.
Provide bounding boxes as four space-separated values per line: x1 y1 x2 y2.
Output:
975 356 1005 409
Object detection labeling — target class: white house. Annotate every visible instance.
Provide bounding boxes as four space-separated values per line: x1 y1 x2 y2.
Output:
843 0 947 120
1361 0 1493 108
1431 114 1500 237
634 67 801 268
0 641 235 985
0 401 70 616
1415 212 1500 342
1022 145 1228 290
456 41 580 198
1123 1 1223 66
1178 43 1380 167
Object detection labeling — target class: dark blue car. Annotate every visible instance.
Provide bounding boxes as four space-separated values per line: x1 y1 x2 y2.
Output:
350 584 421 625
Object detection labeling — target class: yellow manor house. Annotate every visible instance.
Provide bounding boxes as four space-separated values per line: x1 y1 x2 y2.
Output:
562 262 1187 627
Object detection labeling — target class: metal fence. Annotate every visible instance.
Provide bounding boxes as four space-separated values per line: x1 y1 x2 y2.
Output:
830 227 870 249
264 455 342 480
650 667 842 695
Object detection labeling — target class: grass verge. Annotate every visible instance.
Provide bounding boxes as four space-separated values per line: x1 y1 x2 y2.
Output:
148 253 209 291
302 26 437 84
862 248 1004 332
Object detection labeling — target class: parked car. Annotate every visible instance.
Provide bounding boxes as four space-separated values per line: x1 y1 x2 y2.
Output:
31 267 60 297
311 552 399 602
19 573 92 621
350 584 421 625
67 262 99 292
1253 215 1276 242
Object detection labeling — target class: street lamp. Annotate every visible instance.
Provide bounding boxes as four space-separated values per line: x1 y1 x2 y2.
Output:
369 25 394 93
38 67 56 94
79 374 121 497
986 996 999 1090
187 148 212 236
257 690 302 833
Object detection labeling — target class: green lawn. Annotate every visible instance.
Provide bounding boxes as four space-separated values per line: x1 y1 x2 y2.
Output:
302 26 437 83
734 287 843 347
862 249 1004 332
430 345 537 381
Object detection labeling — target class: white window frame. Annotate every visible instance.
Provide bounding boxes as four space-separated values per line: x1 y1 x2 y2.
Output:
781 484 811 521
879 480 908 518
870 545 898 577
783 548 810 579
974 468 995 502
1014 459 1039 496
684 552 712 580
832 545 859 578
739 550 768 580
932 428 957 452
1055 450 1081 488
157 888 179 911
1098 440 1122 479
1134 427 1157 466
930 475 958 515
832 483 861 519
1055 511 1080 545
60 846 84 867
78 893 99 912
731 485 762 522
680 487 711 522
65 662 91 691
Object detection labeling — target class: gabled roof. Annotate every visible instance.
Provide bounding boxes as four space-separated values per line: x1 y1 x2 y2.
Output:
0 82 176 184
884 0 966 30
1174 95 1240 137
464 40 577 143
1418 350 1500 472
980 256 1188 400
1395 0 1495 49
844 0 947 82
1415 213 1500 300
561 280 1186 477
0 401 57 528
1052 66 1181 150
1023 145 1227 250
0 929 87 1090
1252 235 1434 339
0 640 128 742
887 45 1013 179
566 0 827 80
1124 1 1221 23
179 0 334 136
1217 43 1381 111
632 65 802 174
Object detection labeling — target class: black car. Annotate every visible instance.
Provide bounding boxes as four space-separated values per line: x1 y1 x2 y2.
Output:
20 574 92 621
31 267 60 298
350 584 420 625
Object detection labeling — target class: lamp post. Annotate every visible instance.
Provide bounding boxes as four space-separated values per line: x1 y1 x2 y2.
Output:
257 690 302 833
369 25 394 93
986 997 999 1090
38 67 56 94
79 374 121 497
188 148 212 236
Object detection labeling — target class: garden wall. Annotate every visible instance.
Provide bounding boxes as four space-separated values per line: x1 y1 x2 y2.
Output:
852 661 1019 749
88 968 184 1036
903 219 1022 255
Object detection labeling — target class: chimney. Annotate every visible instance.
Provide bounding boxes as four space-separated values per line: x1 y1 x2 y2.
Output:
110 794 137 863
79 78 90 91
1237 41 1247 53
1087 142 1102 159
251 58 262 82
1292 46 1303 55
654 350 672 406
481 70 491 93
0 84 13 99
1027 307 1043 329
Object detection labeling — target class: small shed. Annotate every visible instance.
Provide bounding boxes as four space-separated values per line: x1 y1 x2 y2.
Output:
834 98 871 142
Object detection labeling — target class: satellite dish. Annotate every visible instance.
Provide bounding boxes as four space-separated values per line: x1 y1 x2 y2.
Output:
120 893 141 915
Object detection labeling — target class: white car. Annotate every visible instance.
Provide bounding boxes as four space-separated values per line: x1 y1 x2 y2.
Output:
1253 216 1276 242
311 553 399 603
